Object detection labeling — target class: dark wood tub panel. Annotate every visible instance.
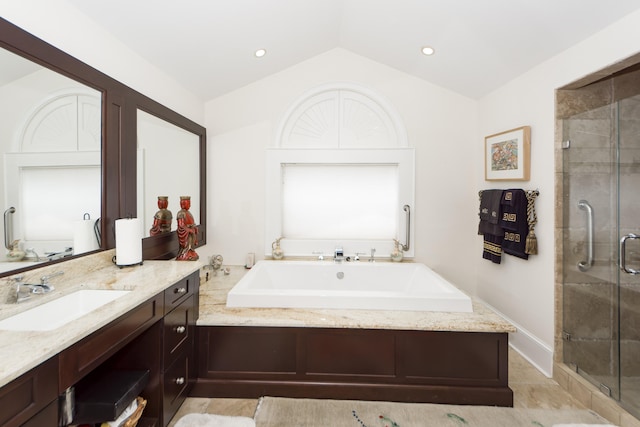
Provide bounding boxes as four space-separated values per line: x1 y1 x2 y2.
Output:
192 326 513 407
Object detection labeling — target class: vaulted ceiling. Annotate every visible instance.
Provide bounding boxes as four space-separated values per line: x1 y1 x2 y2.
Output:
69 0 640 101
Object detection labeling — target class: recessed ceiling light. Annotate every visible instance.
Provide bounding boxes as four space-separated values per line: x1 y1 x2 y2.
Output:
254 48 267 58
421 46 435 56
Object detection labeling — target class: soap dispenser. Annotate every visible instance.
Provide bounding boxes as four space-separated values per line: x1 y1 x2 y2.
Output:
390 239 403 262
272 237 284 260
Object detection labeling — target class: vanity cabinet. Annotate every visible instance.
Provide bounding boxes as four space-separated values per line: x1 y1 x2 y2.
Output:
0 357 58 427
0 269 201 427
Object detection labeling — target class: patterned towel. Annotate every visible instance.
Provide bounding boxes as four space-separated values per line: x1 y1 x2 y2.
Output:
478 190 504 264
499 189 529 260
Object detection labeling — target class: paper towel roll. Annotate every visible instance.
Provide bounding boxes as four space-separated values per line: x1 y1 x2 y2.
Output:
73 219 99 255
115 218 143 267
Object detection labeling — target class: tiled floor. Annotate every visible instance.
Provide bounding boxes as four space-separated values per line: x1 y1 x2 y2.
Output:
168 348 594 426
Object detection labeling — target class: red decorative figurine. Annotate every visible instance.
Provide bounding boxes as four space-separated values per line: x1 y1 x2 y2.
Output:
176 196 199 261
150 196 172 236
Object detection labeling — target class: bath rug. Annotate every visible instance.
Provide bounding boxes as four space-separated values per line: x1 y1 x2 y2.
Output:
552 425 617 427
174 413 256 427
253 396 613 427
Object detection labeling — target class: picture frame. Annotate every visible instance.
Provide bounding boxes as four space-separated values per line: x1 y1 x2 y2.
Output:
484 126 531 181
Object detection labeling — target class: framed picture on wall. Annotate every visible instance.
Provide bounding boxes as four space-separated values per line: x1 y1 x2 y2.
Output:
484 126 531 181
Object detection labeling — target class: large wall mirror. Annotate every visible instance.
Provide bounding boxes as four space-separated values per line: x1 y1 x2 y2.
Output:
137 110 200 236
0 17 206 276
0 44 103 276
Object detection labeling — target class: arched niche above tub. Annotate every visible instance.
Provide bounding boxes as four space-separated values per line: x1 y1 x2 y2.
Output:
267 83 414 259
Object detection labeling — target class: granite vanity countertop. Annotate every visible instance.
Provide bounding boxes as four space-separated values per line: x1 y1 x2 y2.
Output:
0 250 205 388
198 265 517 334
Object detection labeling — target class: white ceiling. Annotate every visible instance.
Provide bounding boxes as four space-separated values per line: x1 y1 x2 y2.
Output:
68 0 640 101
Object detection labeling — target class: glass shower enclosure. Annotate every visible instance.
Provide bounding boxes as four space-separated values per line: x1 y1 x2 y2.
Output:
561 65 640 418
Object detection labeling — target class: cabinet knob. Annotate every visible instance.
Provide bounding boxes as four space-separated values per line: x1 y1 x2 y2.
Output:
175 325 186 334
175 377 185 385
175 287 187 294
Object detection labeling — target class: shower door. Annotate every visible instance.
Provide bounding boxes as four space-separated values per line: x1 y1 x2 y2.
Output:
562 74 640 417
617 92 640 417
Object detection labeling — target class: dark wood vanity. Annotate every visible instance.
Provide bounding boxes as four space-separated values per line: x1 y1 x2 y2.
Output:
0 15 208 427
0 270 199 427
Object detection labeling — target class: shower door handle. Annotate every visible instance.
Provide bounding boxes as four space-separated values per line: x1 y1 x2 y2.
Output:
577 200 594 272
620 233 640 275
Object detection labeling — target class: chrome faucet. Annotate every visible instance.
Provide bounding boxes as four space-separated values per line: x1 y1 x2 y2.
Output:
368 248 376 262
10 275 32 303
44 247 73 261
334 247 344 263
36 271 64 292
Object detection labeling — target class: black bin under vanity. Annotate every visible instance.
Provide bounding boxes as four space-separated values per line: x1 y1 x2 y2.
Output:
72 369 149 425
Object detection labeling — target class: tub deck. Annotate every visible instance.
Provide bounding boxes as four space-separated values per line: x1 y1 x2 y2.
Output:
195 266 516 406
198 266 515 333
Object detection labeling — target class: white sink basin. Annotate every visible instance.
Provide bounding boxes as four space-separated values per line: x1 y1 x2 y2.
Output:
0 289 130 331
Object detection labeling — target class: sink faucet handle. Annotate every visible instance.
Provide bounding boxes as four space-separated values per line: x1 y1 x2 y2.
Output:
312 251 324 261
41 270 64 284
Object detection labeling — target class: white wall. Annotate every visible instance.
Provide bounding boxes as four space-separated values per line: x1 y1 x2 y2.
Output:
0 0 204 124
477 9 640 375
204 48 480 295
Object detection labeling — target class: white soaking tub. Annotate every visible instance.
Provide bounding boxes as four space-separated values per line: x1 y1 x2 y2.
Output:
226 260 473 312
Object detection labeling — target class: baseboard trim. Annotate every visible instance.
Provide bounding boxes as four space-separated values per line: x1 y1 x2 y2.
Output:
478 300 554 377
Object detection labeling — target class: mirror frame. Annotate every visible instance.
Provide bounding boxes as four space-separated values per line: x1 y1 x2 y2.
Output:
0 17 206 276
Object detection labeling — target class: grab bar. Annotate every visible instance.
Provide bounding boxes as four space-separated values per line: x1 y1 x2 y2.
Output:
577 200 593 272
401 204 410 251
620 233 640 275
4 207 15 250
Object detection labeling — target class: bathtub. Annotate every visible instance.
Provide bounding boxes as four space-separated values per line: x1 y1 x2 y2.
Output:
226 260 473 312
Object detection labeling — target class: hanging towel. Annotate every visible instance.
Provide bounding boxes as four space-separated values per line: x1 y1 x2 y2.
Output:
478 190 504 263
499 188 529 260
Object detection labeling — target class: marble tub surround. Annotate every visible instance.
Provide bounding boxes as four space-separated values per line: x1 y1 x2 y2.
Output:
198 265 516 333
0 249 206 387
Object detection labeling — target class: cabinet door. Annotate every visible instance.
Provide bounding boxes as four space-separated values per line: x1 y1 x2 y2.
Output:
163 352 190 426
0 357 58 427
20 400 57 427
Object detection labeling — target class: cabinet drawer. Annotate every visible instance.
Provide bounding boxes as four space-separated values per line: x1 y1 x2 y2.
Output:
164 294 195 367
0 357 58 427
162 352 190 425
59 294 162 391
164 271 198 312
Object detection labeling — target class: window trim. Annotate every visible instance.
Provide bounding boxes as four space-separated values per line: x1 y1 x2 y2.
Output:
265 148 415 259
